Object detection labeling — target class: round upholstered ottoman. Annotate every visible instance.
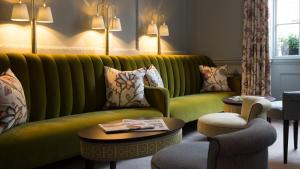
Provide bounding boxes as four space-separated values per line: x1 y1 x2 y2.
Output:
197 113 246 137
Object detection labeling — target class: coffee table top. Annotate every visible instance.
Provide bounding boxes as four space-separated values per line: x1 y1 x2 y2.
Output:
223 96 276 106
78 118 184 143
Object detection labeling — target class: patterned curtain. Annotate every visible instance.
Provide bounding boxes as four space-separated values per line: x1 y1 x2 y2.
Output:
242 0 271 96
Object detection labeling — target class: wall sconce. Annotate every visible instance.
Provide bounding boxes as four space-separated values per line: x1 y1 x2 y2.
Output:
11 1 30 22
11 0 54 53
37 2 53 23
91 0 122 55
147 20 158 35
147 15 170 55
91 1 105 30
109 16 122 32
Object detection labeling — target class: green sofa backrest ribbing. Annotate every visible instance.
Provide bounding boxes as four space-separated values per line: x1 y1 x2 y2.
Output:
0 53 215 122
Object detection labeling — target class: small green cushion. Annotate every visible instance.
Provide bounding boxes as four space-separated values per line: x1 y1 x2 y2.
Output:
197 112 246 137
170 92 235 122
0 108 163 169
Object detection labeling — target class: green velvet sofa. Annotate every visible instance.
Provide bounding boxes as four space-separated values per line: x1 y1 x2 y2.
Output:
0 53 240 169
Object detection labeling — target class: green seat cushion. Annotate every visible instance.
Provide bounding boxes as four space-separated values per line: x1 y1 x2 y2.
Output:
170 92 235 122
0 108 162 169
197 112 246 137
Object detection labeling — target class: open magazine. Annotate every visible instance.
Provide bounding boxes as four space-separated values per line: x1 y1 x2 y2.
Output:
228 96 265 102
99 119 169 133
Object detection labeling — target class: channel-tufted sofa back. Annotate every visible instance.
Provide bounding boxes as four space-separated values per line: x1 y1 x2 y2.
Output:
0 54 215 122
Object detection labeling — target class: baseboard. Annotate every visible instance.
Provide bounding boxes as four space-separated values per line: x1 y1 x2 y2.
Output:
212 58 242 65
212 58 242 74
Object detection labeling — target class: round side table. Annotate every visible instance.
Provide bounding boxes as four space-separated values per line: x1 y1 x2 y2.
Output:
78 118 184 169
223 96 276 113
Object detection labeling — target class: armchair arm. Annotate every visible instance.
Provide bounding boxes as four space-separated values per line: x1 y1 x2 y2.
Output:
144 86 170 117
208 119 276 157
228 75 241 94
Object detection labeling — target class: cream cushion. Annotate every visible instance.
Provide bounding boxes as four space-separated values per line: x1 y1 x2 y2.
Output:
144 64 164 88
197 113 247 137
197 97 271 137
103 67 150 108
267 101 283 119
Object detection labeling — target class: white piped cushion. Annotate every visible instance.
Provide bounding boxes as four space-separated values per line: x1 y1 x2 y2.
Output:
267 101 283 119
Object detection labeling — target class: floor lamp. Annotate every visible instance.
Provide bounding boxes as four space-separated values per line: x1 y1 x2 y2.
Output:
11 0 53 54
147 15 169 55
92 0 122 55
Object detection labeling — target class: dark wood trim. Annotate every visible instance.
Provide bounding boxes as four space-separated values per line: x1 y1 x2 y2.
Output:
110 161 116 169
85 159 94 169
284 120 289 164
294 120 298 150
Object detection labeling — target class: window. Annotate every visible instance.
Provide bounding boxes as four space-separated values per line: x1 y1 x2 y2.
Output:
270 0 300 57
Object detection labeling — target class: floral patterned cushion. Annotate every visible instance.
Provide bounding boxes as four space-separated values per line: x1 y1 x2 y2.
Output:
0 69 27 134
104 67 150 108
199 65 231 92
144 65 164 88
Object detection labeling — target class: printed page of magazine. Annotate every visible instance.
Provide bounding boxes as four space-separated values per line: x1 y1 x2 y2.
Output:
122 119 169 131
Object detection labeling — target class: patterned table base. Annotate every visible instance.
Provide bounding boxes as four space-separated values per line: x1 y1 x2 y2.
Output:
80 129 182 161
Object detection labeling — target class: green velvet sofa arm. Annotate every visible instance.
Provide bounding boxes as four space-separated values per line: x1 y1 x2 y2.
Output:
144 86 170 117
228 75 241 94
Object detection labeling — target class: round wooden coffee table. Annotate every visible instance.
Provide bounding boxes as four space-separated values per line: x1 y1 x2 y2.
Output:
78 117 184 169
223 96 276 113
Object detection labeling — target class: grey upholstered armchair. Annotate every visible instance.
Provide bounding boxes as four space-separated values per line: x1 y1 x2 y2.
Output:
151 119 277 169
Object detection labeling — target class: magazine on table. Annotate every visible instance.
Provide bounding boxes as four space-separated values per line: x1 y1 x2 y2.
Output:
228 96 264 102
99 119 169 133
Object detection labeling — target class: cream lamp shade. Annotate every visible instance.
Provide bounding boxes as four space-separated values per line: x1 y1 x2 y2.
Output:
11 1 30 22
92 15 105 29
147 20 158 35
109 16 122 31
37 4 54 23
159 23 169 37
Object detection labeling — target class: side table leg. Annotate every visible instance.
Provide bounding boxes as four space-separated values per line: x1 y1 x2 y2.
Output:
85 159 94 169
110 161 117 169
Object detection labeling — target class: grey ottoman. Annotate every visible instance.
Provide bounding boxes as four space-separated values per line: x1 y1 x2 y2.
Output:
151 142 209 169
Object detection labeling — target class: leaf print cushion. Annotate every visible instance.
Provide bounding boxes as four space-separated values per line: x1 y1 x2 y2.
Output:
0 69 27 134
199 65 231 92
144 65 164 88
104 66 150 108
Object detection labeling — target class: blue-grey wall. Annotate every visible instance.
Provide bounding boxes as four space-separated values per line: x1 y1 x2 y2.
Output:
186 0 243 74
187 0 243 61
